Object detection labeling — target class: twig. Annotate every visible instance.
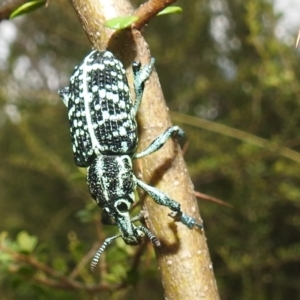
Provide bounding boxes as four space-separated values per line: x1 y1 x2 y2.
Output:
194 191 232 208
69 243 101 279
171 111 300 164
0 244 124 292
130 241 149 273
133 0 177 30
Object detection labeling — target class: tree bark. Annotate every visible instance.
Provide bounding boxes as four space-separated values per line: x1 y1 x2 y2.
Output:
70 0 220 299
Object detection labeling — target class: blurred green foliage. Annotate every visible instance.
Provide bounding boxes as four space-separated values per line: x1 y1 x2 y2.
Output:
0 0 300 299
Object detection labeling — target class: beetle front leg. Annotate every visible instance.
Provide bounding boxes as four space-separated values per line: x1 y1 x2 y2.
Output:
136 179 202 230
132 58 155 115
58 87 70 107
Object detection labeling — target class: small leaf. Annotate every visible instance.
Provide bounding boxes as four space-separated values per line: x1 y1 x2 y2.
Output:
0 252 12 263
157 6 183 16
16 231 38 253
52 257 68 272
104 16 139 30
9 0 46 19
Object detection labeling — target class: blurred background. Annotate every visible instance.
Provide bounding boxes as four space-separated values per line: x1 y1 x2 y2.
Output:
0 0 300 299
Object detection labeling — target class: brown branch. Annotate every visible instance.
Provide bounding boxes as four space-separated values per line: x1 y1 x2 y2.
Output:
69 0 220 299
130 241 149 273
0 244 125 292
133 0 177 30
69 242 100 279
194 191 232 208
182 142 231 208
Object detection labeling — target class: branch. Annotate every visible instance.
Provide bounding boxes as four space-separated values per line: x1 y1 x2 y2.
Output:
0 244 119 292
133 0 177 30
194 191 232 208
171 111 300 164
69 0 220 299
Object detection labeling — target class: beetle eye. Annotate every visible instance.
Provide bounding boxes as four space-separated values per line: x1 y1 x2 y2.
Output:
115 200 130 213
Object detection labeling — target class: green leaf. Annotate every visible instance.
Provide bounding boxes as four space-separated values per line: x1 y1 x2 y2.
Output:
104 16 139 30
9 0 46 19
157 6 183 16
0 252 12 263
104 6 182 30
16 231 38 253
52 257 68 273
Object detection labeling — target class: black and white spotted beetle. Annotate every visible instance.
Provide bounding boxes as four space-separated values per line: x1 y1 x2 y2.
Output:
59 50 202 271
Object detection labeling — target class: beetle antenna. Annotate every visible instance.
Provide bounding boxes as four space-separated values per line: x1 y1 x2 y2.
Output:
91 235 121 272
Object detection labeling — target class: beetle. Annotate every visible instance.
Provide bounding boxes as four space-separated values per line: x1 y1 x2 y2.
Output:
59 50 202 271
